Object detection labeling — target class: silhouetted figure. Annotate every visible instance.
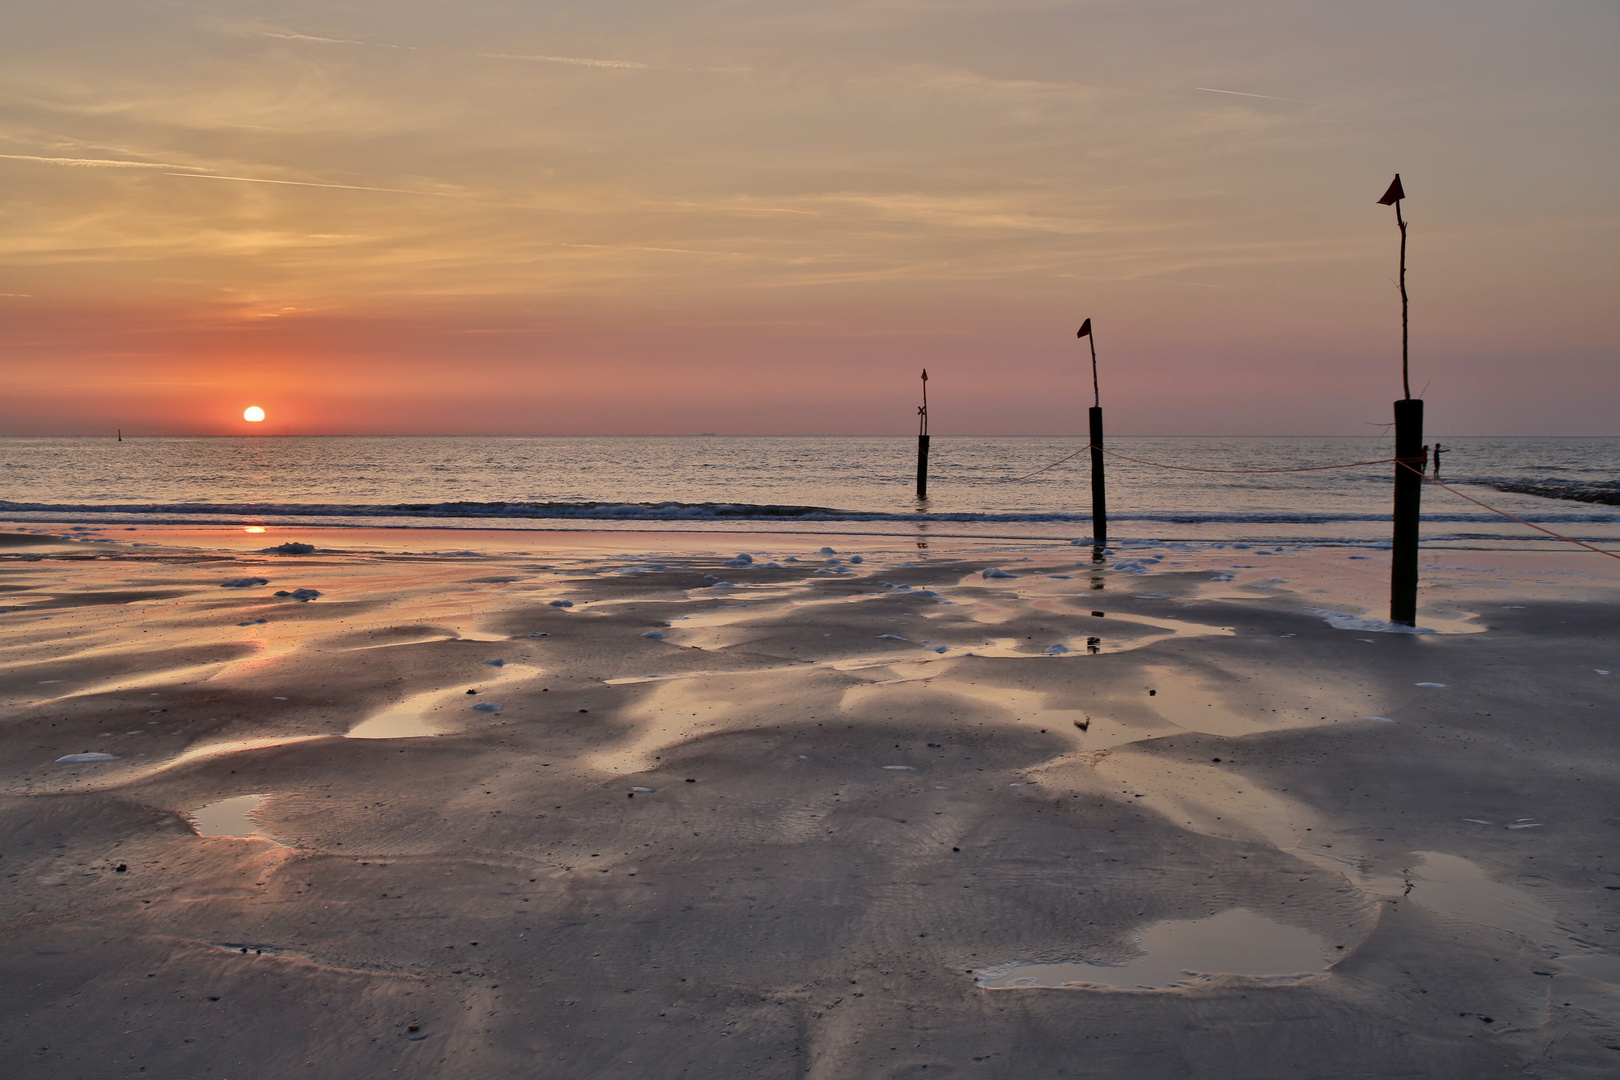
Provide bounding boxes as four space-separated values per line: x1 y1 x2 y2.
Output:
1420 444 1430 474
1432 442 1447 477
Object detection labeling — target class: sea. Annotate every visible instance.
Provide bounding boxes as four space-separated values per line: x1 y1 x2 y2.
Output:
2 436 1617 551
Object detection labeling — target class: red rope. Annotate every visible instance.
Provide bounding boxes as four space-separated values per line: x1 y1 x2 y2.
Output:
949 447 1620 559
1095 447 1398 474
999 447 1088 482
937 447 1092 484
957 446 1399 485
1396 462 1620 560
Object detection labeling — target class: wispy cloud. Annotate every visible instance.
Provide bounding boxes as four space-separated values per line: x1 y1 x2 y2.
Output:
480 52 647 70
0 154 452 196
1196 87 1328 106
259 30 641 68
0 153 195 170
260 30 417 50
162 172 455 197
1156 278 1224 289
558 242 741 257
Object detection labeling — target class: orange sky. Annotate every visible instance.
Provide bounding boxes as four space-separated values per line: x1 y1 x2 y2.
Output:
2 1 1616 435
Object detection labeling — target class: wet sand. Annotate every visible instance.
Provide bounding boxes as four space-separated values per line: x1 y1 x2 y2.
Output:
2 526 1617 1078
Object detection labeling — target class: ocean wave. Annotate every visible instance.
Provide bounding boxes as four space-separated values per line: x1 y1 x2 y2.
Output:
1479 480 1620 507
3 500 1618 526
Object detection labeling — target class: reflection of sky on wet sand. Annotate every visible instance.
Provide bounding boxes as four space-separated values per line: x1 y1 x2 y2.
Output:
347 663 540 739
1366 852 1620 986
188 793 274 840
978 909 1330 990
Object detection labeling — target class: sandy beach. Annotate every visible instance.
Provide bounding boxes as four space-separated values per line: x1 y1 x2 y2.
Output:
2 525 1617 1078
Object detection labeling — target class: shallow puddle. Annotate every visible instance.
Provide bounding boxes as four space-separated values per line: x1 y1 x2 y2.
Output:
976 908 1330 990
1379 851 1558 940
1366 851 1620 984
189 794 275 840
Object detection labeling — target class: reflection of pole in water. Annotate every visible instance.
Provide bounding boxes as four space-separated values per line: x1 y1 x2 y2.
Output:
915 519 929 550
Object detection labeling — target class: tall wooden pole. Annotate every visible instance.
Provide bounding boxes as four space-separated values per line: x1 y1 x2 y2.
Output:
915 369 930 500
1380 174 1421 625
1396 195 1410 400
1080 319 1107 548
1391 398 1423 625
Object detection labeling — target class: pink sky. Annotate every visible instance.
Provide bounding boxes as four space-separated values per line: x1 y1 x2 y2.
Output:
3 1 1616 436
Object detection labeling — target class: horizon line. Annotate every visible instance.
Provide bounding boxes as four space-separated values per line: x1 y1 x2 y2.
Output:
7 432 1616 440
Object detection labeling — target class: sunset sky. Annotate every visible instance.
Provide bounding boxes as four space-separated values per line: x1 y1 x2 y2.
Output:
2 1 1615 436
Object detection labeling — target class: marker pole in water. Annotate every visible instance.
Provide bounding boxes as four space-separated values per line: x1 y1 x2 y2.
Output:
1391 398 1423 624
916 369 930 500
1379 175 1421 625
1079 319 1106 548
1380 174 1412 400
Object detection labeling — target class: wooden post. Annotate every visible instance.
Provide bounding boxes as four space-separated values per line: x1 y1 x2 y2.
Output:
1095 404 1108 544
1391 398 1423 625
1095 403 1108 544
1396 196 1410 399
1079 318 1106 547
1379 175 1420 625
916 369 930 500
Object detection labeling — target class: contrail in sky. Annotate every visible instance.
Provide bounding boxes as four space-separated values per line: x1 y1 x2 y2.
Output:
1196 87 1328 106
481 52 647 69
0 153 451 196
163 173 454 196
261 30 418 49
0 153 191 169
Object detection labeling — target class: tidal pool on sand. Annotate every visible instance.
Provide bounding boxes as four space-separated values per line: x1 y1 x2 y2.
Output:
1367 851 1620 985
188 794 273 840
976 908 1332 990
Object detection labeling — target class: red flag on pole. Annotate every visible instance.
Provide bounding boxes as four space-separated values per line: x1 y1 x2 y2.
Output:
1077 318 1091 338
1378 175 1405 205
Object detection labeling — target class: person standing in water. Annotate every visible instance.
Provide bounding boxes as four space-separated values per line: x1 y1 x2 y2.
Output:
1432 442 1447 477
1420 444 1430 474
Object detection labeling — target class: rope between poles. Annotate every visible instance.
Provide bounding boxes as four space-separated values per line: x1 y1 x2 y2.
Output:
1095 447 1399 474
991 447 1092 483
1397 462 1620 560
938 446 1397 485
930 447 1091 484
929 446 1620 559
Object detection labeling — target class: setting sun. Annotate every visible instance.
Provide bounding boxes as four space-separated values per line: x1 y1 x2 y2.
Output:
243 406 265 422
